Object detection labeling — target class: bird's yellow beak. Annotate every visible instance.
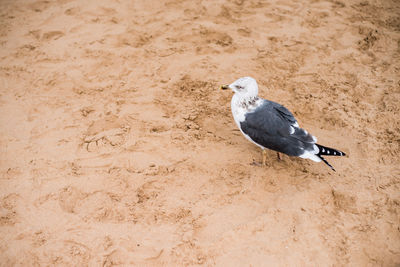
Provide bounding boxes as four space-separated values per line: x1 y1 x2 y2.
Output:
220 85 229 90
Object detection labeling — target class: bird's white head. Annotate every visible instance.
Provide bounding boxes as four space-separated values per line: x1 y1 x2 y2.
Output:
221 77 259 99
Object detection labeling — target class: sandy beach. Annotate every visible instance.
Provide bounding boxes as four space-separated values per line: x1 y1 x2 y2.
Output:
0 0 399 265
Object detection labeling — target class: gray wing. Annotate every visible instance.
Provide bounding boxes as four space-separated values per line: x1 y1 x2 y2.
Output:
240 100 316 156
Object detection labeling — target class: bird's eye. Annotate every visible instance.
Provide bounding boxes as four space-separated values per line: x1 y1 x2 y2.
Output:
235 85 243 90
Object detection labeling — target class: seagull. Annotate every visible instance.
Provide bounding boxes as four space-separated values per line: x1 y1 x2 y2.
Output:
221 77 346 171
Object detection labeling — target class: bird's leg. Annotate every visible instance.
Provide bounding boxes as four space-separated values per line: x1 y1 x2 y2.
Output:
262 149 267 166
277 152 281 161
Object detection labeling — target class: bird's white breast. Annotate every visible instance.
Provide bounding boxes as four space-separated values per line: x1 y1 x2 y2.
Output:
231 94 265 149
231 94 246 126
231 94 263 124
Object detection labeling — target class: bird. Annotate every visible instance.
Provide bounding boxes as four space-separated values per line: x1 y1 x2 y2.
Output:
221 77 346 171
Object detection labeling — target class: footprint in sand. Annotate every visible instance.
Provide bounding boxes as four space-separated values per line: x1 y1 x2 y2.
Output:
42 31 64 41
83 115 130 152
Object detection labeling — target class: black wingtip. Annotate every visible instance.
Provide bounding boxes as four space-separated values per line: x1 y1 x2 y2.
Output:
316 144 346 157
318 155 336 171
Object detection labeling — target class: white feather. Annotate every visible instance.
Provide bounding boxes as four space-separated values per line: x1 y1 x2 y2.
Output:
231 94 264 149
299 150 322 162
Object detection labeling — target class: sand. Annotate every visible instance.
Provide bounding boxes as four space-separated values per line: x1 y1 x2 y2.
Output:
0 0 399 265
